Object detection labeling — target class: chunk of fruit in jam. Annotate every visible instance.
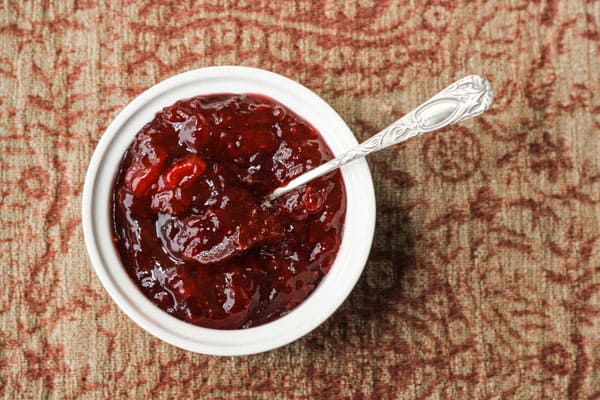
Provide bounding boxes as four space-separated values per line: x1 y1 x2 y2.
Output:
184 261 265 329
151 155 207 215
163 155 207 189
112 93 346 329
124 135 167 196
158 189 284 265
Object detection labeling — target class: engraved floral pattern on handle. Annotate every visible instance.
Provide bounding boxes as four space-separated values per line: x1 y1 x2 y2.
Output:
269 75 494 199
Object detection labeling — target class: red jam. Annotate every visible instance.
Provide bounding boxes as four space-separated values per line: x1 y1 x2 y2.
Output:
112 94 346 329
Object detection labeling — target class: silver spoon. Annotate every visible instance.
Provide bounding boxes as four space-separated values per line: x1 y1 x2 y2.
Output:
267 75 494 200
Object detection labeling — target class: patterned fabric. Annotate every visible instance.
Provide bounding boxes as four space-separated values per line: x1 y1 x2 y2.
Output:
1 1 600 398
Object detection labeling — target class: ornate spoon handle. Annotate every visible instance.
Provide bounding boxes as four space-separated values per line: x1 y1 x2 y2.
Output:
268 75 494 200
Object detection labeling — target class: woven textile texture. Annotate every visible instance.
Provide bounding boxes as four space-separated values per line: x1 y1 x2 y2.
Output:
2 0 600 398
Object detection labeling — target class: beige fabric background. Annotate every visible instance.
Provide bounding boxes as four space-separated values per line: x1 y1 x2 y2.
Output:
2 0 600 398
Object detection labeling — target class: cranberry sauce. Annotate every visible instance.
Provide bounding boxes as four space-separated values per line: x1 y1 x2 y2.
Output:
112 94 346 329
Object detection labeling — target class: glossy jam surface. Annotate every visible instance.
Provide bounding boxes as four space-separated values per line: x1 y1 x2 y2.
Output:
112 94 346 329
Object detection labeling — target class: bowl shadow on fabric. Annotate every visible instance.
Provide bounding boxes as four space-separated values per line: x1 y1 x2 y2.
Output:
297 162 417 351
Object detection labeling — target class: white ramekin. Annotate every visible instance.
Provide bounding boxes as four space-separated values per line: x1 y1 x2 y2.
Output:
82 66 376 355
